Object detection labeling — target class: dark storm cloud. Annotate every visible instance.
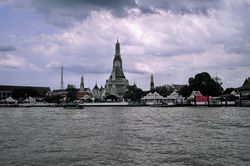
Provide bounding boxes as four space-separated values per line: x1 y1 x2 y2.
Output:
137 0 225 15
31 0 224 15
31 0 137 9
32 0 137 16
13 0 226 28
0 45 16 52
26 0 137 27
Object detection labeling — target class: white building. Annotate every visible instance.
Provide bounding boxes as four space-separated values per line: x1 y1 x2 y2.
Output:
165 91 184 105
141 92 164 105
92 84 105 101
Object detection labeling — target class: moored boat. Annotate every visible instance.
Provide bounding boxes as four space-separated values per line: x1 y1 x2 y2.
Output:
63 103 84 109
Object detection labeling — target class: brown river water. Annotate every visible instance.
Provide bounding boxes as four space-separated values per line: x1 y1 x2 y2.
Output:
0 107 250 166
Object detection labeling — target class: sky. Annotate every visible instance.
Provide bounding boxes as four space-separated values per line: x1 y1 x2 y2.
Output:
0 0 250 90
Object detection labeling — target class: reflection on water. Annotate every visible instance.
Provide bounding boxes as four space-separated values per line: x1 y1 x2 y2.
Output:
0 107 250 165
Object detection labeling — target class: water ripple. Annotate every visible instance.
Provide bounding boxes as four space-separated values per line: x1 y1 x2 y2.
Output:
0 107 250 165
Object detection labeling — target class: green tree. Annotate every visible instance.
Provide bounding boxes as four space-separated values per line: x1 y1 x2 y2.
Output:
45 95 63 103
66 84 77 102
179 85 191 97
105 94 118 102
155 85 174 97
223 88 236 94
185 72 223 96
213 76 223 86
123 85 143 102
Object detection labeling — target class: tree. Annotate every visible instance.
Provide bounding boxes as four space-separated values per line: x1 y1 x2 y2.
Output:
66 84 77 102
213 76 223 86
185 72 223 96
155 85 174 97
45 95 63 103
105 94 118 102
123 85 143 102
223 88 236 94
179 85 191 97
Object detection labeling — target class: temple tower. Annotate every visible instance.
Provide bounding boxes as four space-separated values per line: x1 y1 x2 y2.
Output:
150 74 154 90
104 39 129 100
80 75 84 90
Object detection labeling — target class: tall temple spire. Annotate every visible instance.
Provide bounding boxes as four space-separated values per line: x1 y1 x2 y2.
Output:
115 38 120 56
80 75 84 90
112 39 125 79
150 74 154 90
104 39 129 100
60 65 64 90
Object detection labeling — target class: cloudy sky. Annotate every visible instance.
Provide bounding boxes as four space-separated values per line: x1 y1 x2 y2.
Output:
0 0 250 90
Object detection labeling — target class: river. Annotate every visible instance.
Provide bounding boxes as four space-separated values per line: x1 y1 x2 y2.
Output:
0 107 250 166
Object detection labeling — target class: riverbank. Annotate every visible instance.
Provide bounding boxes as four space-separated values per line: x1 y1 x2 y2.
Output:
1 101 250 107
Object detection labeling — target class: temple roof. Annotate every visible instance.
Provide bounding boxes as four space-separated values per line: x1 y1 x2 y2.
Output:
189 91 203 97
142 92 164 100
239 78 250 90
93 84 99 90
172 84 187 92
242 78 250 87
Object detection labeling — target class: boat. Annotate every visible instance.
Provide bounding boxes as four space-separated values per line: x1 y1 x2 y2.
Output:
63 103 84 109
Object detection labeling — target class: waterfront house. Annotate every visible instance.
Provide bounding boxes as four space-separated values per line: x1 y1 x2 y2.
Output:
76 88 92 100
165 91 184 105
188 91 211 105
141 92 164 105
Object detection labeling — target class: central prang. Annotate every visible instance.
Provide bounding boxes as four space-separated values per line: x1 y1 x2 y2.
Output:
103 39 129 100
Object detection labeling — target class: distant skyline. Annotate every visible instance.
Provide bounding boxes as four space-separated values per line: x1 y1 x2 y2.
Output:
0 0 250 90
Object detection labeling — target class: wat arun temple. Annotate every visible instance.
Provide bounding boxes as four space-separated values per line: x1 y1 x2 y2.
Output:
103 39 129 100
51 39 129 102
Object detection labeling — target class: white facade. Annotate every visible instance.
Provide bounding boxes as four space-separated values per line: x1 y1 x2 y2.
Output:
142 92 164 105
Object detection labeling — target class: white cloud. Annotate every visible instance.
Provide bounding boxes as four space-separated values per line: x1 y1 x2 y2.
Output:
46 61 61 69
0 54 26 69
